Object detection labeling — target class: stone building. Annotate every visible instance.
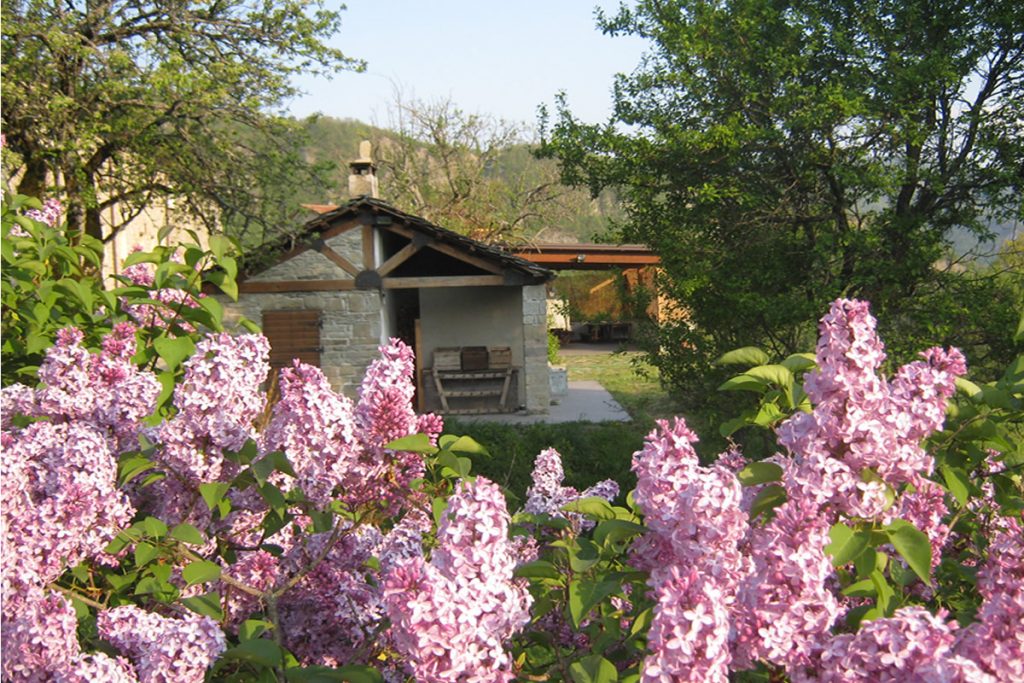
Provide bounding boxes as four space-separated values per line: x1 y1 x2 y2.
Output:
220 146 555 414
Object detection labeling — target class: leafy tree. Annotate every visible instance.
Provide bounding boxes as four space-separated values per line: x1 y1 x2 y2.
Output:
373 94 617 245
1 0 362 255
540 0 1023 400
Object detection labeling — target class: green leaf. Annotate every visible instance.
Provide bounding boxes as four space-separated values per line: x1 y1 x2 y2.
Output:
182 560 222 586
252 450 295 484
593 519 647 546
153 335 195 372
239 619 274 641
134 541 159 567
940 465 971 507
748 484 787 519
719 415 751 438
630 607 654 636
562 496 617 521
841 578 877 598
199 482 231 511
385 433 438 454
205 270 238 300
885 519 933 586
182 591 224 620
122 250 161 268
514 559 562 580
718 374 768 393
569 654 619 683
826 522 871 566
118 454 156 486
568 578 620 628
209 233 232 260
568 538 601 572
746 364 794 390
736 462 784 486
221 639 283 668
781 353 817 372
259 482 288 514
155 370 177 411
445 435 490 457
142 516 168 538
870 569 897 616
715 346 770 367
889 557 918 587
197 296 224 331
170 523 205 546
954 377 984 400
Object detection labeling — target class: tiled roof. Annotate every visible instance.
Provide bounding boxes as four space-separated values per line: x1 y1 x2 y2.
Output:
245 196 554 282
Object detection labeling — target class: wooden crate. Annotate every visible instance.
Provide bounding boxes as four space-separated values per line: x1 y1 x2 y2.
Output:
461 346 489 371
488 346 512 369
433 347 462 371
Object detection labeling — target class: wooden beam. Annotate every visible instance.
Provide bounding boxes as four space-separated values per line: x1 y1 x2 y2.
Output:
314 241 360 277
362 225 375 270
239 279 356 293
428 240 505 275
383 275 506 289
376 242 421 276
516 252 660 268
385 225 504 275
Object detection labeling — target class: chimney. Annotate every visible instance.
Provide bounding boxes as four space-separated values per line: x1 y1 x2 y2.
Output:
348 140 379 199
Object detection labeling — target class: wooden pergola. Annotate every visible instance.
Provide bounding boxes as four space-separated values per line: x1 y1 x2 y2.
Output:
511 243 660 270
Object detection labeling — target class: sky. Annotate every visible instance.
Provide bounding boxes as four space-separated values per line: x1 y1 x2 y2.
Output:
285 1 649 132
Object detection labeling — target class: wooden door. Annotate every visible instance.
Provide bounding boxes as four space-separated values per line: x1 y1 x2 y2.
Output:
262 310 322 369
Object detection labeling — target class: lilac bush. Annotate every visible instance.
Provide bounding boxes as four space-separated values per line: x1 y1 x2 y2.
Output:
1 208 1021 683
624 299 1022 681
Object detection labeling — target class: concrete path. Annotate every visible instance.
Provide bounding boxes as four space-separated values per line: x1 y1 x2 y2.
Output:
457 380 631 425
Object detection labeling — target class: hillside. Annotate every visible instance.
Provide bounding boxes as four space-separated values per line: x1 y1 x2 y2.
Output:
293 115 623 245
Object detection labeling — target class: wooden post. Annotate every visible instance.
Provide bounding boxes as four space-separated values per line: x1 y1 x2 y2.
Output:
414 318 425 413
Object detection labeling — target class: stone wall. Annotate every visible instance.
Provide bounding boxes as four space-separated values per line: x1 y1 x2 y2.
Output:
221 288 382 396
248 230 365 282
521 284 551 413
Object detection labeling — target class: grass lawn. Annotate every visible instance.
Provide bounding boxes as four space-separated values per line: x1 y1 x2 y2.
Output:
443 346 689 505
557 347 684 424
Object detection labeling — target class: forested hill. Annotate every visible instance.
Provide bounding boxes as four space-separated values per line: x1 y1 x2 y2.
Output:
227 113 1017 260
287 114 623 247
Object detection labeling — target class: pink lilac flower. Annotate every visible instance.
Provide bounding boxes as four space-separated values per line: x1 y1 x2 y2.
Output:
642 567 732 683
145 332 268 492
630 419 749 590
273 523 386 667
261 361 359 507
731 497 839 674
1 421 135 595
818 606 995 682
522 447 619 531
384 477 532 683
10 324 160 453
56 653 139 683
629 419 750 679
1 589 81 683
118 250 202 333
347 338 442 512
955 516 1024 680
134 333 269 530
24 198 62 227
97 605 226 683
777 300 966 521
